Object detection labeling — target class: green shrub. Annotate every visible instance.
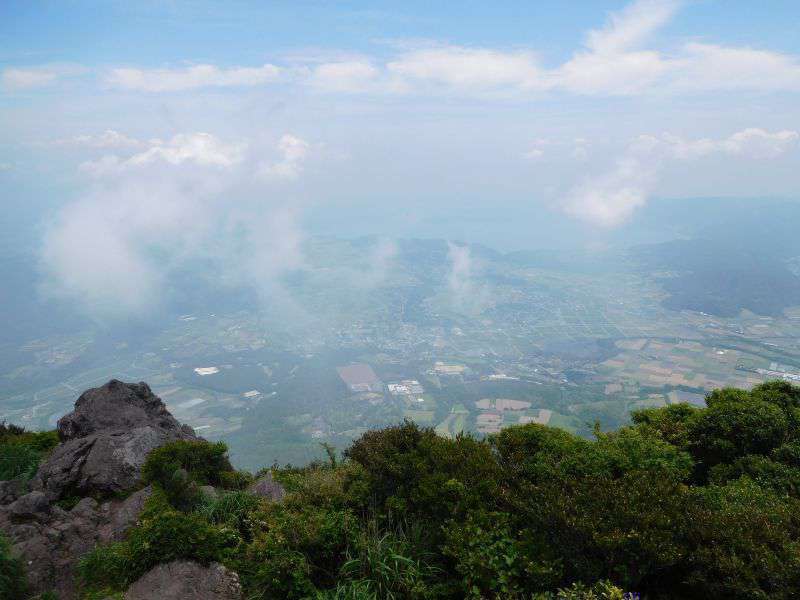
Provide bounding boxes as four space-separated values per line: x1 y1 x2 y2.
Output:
344 421 500 533
142 439 236 509
233 504 359 598
126 510 239 574
315 579 377 599
338 521 438 600
0 443 42 481
689 395 789 474
680 478 800 599
142 439 232 487
78 509 239 593
77 542 131 592
445 511 560 598
194 490 262 539
218 469 253 490
235 541 315 600
277 463 354 509
0 533 27 599
534 581 625 599
75 383 800 600
710 454 800 496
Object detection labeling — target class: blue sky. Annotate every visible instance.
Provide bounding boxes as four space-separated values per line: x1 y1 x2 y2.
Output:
3 1 800 65
1 1 800 314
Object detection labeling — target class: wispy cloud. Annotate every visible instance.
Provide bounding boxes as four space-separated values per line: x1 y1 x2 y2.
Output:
257 134 312 181
563 127 800 226
51 130 143 149
42 131 312 317
1 64 85 91
446 242 491 315
106 63 282 92
79 133 246 176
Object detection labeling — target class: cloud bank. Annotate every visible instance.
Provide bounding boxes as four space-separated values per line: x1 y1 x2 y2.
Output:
7 1 800 98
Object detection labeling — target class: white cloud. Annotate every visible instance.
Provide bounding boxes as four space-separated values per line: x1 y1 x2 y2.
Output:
41 198 164 315
387 46 544 93
107 63 281 92
554 0 679 95
53 130 143 149
1 64 84 91
563 127 799 226
308 60 380 93
8 1 800 100
446 242 491 315
585 0 681 54
563 155 657 227
2 68 58 90
80 133 245 175
523 148 544 160
642 128 800 160
42 130 309 318
0 162 13 172
257 134 311 181
673 43 800 93
313 0 800 98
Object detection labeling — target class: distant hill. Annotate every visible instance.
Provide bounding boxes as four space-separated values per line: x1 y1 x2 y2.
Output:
634 238 800 317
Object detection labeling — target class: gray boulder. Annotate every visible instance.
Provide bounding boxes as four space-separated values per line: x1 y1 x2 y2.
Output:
0 478 29 504
7 491 50 520
0 379 196 598
247 472 285 502
57 379 188 440
125 560 242 600
32 380 196 501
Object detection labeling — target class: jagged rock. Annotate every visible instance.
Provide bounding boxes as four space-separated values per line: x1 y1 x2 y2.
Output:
58 379 189 441
8 491 50 520
32 380 196 501
0 379 192 598
247 472 285 502
0 483 153 598
97 486 152 543
124 560 242 600
0 478 29 504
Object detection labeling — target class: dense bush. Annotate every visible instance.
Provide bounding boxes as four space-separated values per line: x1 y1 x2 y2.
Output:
141 439 239 509
76 382 800 599
343 421 501 529
78 507 239 592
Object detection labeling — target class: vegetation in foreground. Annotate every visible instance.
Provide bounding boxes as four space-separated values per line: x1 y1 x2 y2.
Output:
8 382 800 598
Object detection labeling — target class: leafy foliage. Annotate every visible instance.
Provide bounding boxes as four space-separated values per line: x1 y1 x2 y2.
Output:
141 439 239 509
76 382 800 599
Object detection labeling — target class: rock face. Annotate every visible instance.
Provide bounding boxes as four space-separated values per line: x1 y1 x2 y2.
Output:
0 487 152 599
0 380 196 598
125 560 242 600
33 380 196 501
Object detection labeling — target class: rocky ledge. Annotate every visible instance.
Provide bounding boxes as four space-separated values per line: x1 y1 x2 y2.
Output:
0 380 259 599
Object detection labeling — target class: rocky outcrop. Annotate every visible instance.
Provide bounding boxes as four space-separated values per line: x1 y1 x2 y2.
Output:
33 379 196 501
124 560 242 600
0 380 196 598
0 487 152 598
